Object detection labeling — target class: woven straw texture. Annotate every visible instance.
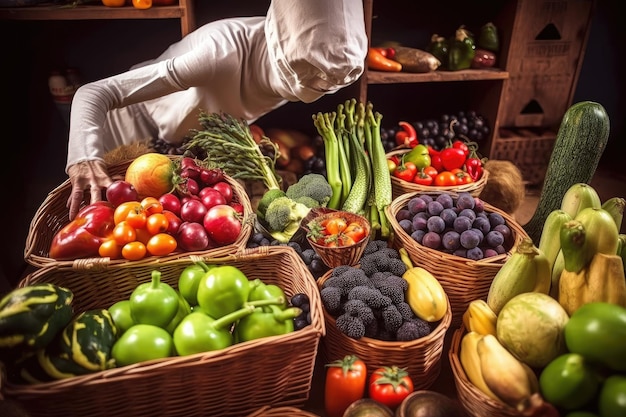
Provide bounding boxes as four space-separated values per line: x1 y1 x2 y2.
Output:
245 406 321 417
386 191 529 328
3 246 324 417
24 156 253 270
304 210 371 268
449 326 523 417
386 149 489 199
317 271 452 391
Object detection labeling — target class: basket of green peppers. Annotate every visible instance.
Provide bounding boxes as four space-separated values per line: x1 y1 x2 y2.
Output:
3 245 325 417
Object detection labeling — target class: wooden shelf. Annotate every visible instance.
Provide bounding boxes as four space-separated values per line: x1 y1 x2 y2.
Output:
0 2 195 36
366 68 509 84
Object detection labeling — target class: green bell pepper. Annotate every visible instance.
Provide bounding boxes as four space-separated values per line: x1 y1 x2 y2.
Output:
196 264 251 319
111 324 173 367
539 352 601 410
447 26 475 71
248 278 287 308
178 262 214 307
233 304 301 343
426 34 449 69
108 299 135 334
564 302 626 372
164 291 192 335
477 22 500 52
130 270 179 328
403 144 431 170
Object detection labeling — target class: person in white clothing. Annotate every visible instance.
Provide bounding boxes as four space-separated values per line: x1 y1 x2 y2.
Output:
66 0 368 220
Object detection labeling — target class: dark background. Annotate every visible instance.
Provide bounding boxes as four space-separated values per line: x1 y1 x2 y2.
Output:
0 0 624 290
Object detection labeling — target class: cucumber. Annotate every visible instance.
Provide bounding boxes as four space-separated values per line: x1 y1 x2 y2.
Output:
524 101 610 245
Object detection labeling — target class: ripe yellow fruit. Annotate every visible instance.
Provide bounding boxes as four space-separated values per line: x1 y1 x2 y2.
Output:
132 0 153 9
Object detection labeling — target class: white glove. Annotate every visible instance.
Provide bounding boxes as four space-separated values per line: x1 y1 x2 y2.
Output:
66 160 113 220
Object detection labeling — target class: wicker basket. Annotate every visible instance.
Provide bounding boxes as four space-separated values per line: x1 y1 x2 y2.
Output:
245 406 321 417
449 326 524 417
24 156 253 270
2 246 325 417
317 271 451 390
386 149 489 199
303 210 371 268
386 191 529 328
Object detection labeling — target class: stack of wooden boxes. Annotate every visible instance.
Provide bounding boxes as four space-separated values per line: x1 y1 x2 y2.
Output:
492 0 596 185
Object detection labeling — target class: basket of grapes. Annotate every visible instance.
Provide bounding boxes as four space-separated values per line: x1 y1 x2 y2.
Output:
386 191 529 327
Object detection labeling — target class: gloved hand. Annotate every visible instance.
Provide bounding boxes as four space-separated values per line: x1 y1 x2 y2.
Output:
66 160 113 221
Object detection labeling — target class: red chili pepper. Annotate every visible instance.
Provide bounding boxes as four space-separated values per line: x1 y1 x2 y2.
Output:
393 160 417 182
395 121 418 148
465 156 484 181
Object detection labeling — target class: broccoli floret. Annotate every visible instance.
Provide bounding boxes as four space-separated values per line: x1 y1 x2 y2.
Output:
363 239 389 255
347 286 392 309
286 173 333 207
320 286 342 314
381 304 403 333
343 299 375 325
335 313 365 339
264 196 311 242
323 267 373 296
396 318 432 341
396 302 415 321
294 196 320 208
256 188 287 220
377 282 405 305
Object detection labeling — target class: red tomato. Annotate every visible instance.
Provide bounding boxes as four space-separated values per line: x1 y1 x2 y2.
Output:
202 204 242 246
413 171 433 186
393 161 417 182
343 222 367 243
325 355 367 417
368 366 414 410
451 168 474 185
423 166 438 177
434 171 458 186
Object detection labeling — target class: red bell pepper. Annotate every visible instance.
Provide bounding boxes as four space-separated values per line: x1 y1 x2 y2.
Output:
395 121 418 148
428 146 444 172
465 147 484 181
49 201 116 260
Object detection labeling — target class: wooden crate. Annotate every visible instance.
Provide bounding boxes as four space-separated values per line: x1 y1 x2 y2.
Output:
498 0 596 128
492 127 557 186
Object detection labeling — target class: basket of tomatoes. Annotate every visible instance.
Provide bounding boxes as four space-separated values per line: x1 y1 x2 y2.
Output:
24 154 254 270
302 209 371 268
386 141 489 200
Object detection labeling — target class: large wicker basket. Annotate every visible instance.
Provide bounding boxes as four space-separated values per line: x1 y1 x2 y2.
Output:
2 246 324 417
386 149 489 199
24 156 253 270
317 271 452 391
386 191 529 328
449 326 525 417
245 406 321 417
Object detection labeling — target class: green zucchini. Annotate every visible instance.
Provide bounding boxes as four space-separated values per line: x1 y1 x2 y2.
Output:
524 101 610 244
0 283 74 351
38 309 118 379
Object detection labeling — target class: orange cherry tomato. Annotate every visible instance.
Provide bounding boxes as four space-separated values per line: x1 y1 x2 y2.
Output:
343 222 367 243
134 227 153 245
324 216 348 235
113 221 137 245
141 197 163 216
132 0 152 9
114 201 143 225
122 241 147 261
145 213 169 235
125 208 147 229
423 166 438 177
101 0 125 6
146 233 178 256
434 171 458 187
98 239 122 259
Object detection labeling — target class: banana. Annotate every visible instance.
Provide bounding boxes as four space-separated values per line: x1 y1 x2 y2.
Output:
538 209 572 271
486 238 552 315
459 332 499 400
549 250 565 299
462 299 497 336
477 334 538 411
601 196 625 230
560 183 601 219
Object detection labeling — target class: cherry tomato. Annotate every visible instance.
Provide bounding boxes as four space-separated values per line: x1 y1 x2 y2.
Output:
343 222 367 243
112 221 137 245
98 239 122 259
413 171 434 186
132 0 152 9
434 171 458 186
114 201 143 225
146 233 177 256
451 168 474 184
423 166 438 177
125 208 147 229
393 161 417 182
368 366 414 410
325 217 348 235
121 241 147 261
325 355 367 417
134 227 153 245
141 197 163 216
145 213 170 235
